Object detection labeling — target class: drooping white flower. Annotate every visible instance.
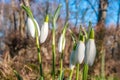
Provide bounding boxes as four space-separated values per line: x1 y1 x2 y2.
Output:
27 17 40 38
40 22 49 43
58 22 68 53
58 34 66 53
85 28 96 66
69 50 76 70
40 15 49 43
85 39 96 66
75 41 85 64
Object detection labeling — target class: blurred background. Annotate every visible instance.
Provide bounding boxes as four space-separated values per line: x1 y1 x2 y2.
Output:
0 0 120 79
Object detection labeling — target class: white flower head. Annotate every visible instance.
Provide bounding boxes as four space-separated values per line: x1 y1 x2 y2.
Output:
27 17 40 38
75 41 85 64
40 15 49 43
40 22 49 43
85 28 96 66
69 50 76 70
85 39 96 66
58 34 66 53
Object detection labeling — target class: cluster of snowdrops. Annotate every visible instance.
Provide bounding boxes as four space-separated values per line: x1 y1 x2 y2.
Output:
14 4 96 80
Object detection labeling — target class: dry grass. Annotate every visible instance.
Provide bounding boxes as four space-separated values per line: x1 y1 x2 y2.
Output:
0 26 120 80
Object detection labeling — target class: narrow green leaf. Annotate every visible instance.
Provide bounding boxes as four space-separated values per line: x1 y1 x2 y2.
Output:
53 4 62 23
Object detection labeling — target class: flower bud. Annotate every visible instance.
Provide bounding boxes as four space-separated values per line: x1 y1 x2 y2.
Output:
40 15 49 43
58 34 66 53
75 41 85 64
27 17 40 38
85 28 96 66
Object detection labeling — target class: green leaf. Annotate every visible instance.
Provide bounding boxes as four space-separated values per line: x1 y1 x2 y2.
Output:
53 4 62 23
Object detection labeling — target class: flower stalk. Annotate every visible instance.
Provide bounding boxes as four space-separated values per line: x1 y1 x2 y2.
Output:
83 63 89 80
76 63 80 80
51 4 62 80
69 69 74 80
59 22 68 80
21 5 43 79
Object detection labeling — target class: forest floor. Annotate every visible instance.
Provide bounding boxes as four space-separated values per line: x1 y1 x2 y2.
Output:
0 26 120 80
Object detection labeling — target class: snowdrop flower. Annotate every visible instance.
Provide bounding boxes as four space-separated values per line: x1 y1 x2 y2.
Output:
75 36 85 64
85 28 96 66
58 34 66 53
40 15 49 43
27 17 40 38
58 22 68 53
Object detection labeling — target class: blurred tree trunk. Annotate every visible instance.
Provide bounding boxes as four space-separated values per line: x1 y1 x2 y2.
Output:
19 6 26 38
19 0 30 38
0 0 4 29
11 0 17 31
117 1 120 28
97 0 108 24
22 0 30 7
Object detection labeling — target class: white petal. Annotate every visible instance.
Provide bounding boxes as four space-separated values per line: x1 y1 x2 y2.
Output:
27 18 35 38
85 39 96 66
58 34 66 53
69 50 76 70
27 17 40 38
75 41 85 64
40 22 48 43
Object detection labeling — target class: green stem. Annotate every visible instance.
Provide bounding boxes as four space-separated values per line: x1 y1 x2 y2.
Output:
60 50 64 80
82 64 89 80
76 64 80 80
69 69 74 80
52 27 56 80
33 18 43 79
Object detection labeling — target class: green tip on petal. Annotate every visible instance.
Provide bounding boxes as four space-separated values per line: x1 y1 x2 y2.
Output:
45 14 49 22
89 28 94 39
79 34 85 42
